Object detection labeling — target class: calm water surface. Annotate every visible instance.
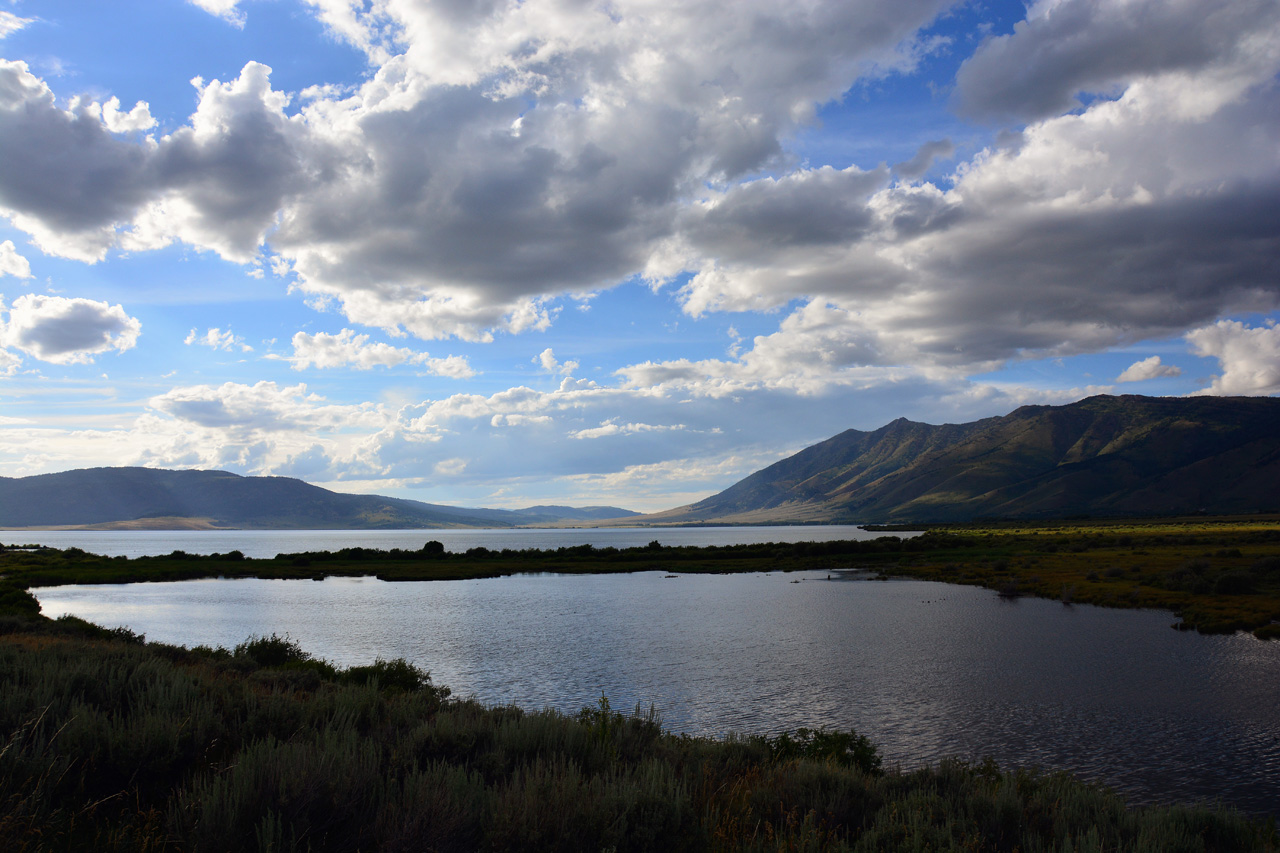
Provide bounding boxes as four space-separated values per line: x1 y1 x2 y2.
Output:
1 525 891 558
35 570 1280 817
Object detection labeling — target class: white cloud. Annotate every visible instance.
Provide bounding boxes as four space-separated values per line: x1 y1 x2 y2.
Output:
570 421 687 440
187 0 246 28
648 17 1280 372
0 61 154 261
0 12 33 40
149 380 386 432
1187 320 1280 396
0 346 19 375
0 239 31 278
185 327 252 353
1117 355 1182 382
0 0 1274 418
617 301 938 398
1 294 140 364
433 457 467 477
99 97 156 134
535 347 578 377
953 0 1279 122
0 1 958 340
281 329 475 377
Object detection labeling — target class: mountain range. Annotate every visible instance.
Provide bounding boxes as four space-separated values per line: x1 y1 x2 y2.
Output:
0 468 637 530
640 394 1280 524
2 394 1276 529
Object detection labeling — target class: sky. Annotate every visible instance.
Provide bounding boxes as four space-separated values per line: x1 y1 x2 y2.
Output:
0 0 1277 513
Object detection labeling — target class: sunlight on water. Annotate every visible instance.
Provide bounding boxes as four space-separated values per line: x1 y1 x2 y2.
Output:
35 571 1280 816
0 525 895 558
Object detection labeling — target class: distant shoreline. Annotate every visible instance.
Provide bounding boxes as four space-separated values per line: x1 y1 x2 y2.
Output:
1 516 237 531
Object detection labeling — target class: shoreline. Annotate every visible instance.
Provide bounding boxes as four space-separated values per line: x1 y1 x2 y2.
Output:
3 519 1279 638
3 622 1274 849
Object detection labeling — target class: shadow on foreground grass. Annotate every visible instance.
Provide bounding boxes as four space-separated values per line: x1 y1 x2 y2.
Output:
1 613 1274 852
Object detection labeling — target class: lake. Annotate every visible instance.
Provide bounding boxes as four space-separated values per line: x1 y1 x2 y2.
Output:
0 524 893 558
34 569 1280 818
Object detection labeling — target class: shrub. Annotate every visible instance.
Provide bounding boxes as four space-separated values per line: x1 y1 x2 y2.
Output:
1251 555 1280 577
345 658 442 696
1213 570 1257 596
758 727 882 775
233 633 312 667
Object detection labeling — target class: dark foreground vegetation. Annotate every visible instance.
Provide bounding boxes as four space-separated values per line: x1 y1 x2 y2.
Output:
1 612 1275 852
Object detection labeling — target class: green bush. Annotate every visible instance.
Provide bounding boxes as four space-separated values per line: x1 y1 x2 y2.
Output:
758 727 883 775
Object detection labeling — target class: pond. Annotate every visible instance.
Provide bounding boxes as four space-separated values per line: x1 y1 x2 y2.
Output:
35 569 1280 817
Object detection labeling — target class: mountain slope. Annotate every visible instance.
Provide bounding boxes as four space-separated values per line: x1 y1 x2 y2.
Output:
650 395 1280 524
0 468 634 529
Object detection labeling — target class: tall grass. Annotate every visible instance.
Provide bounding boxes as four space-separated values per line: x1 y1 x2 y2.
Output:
1 618 1274 851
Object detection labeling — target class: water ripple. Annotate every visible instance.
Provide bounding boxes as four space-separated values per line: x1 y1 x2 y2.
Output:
35 570 1280 817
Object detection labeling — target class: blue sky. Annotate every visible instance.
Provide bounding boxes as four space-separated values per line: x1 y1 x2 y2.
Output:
0 0 1277 512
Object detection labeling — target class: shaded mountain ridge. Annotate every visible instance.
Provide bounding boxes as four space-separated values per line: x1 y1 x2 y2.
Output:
0 468 637 530
648 394 1280 524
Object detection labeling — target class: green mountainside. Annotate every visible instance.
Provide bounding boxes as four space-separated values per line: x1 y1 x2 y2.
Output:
0 468 635 529
5 395 1276 529
647 395 1280 524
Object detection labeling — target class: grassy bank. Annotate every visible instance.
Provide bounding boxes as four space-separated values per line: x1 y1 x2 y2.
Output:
872 518 1280 637
4 517 1280 638
1 612 1274 852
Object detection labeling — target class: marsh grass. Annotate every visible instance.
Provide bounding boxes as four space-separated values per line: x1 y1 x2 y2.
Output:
0 615 1274 852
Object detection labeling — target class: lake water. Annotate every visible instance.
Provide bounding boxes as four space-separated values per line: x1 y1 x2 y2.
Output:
0 524 892 559
34 570 1280 817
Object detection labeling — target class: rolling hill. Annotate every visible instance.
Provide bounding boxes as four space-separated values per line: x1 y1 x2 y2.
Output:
643 394 1280 524
0 468 637 530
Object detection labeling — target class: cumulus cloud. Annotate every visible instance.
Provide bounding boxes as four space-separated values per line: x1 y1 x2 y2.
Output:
649 10 1280 372
953 0 1279 122
1 294 140 364
150 380 388 432
99 97 157 134
0 239 31 278
281 329 475 376
535 347 578 377
1187 320 1280 396
0 1 957 340
1117 355 1182 382
187 0 246 28
0 61 156 261
126 63 321 263
0 0 1275 395
185 327 252 352
893 139 955 180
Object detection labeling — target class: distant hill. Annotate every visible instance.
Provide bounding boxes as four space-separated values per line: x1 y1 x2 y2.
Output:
643 395 1280 524
0 468 636 530
516 505 641 523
